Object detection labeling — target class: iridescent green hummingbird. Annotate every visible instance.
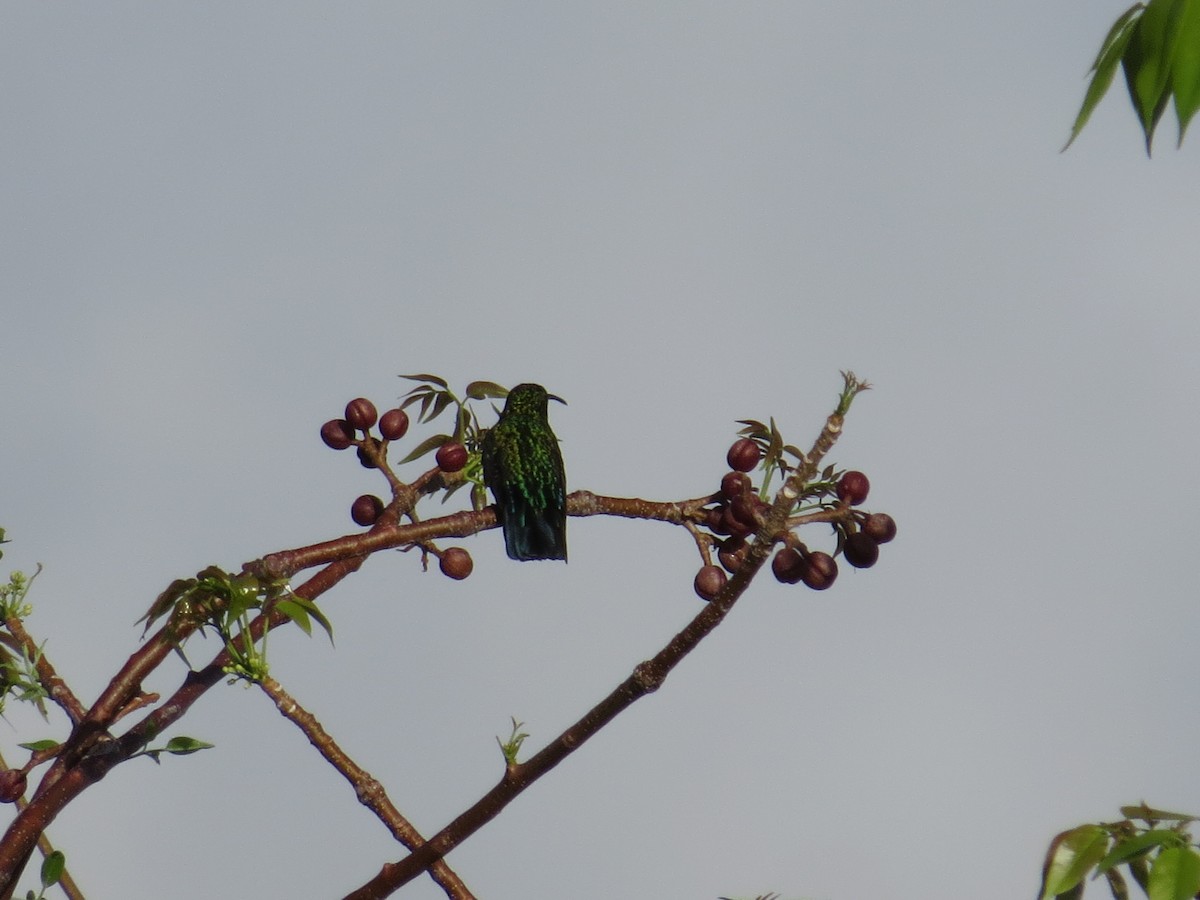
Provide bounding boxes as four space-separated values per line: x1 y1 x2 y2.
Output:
480 383 568 561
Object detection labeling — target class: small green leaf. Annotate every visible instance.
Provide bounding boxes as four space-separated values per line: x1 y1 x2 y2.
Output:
40 850 64 889
398 432 452 464
1148 845 1200 900
1121 804 1197 823
276 598 312 635
277 594 334 644
1039 824 1110 900
1064 4 1145 149
1123 0 1187 153
399 373 448 388
1170 0 1200 143
163 736 215 755
465 381 508 400
1098 830 1185 874
18 739 59 752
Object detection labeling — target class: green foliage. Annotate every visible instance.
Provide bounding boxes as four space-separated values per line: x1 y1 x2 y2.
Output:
397 375 510 506
1039 805 1200 899
0 565 40 620
140 566 332 684
1065 0 1200 153
496 717 530 766
0 643 50 719
134 734 216 764
22 850 65 900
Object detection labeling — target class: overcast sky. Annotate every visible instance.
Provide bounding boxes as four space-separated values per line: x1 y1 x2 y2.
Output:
3 4 1199 899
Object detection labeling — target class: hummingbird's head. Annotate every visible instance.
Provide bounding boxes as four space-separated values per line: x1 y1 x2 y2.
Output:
505 383 567 415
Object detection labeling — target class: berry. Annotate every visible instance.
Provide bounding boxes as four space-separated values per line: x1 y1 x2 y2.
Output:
0 769 26 804
379 408 410 441
837 470 870 505
356 443 379 469
772 547 805 584
439 547 474 580
320 419 355 451
436 442 468 473
344 397 378 431
351 494 384 526
800 551 838 590
842 532 880 569
729 491 764 530
719 505 752 538
718 536 748 573
693 565 727 601
726 438 761 473
720 471 751 502
862 512 897 544
705 506 730 535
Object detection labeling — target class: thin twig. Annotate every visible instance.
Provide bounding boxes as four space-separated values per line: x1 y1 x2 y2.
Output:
259 677 476 900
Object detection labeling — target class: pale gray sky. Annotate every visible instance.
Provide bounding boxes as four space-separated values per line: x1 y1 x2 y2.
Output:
3 3 1199 899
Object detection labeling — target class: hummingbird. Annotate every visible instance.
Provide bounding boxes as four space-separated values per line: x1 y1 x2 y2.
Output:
480 383 568 561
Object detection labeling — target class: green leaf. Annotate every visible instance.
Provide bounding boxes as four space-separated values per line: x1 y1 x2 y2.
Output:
276 595 334 644
1171 0 1200 143
465 381 508 400
1121 804 1197 823
1098 830 1185 874
18 739 59 752
1123 0 1188 153
397 432 451 464
399 373 448 388
1063 3 1145 150
39 850 64 889
1148 846 1200 900
163 736 215 755
426 390 455 423
1039 825 1110 900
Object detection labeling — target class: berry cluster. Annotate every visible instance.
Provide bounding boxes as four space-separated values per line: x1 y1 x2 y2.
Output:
320 396 475 581
692 436 896 602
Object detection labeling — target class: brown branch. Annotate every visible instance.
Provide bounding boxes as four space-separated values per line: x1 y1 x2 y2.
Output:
341 389 858 898
259 677 476 900
3 617 85 725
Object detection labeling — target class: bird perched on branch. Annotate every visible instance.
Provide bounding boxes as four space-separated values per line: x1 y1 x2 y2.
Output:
480 383 568 561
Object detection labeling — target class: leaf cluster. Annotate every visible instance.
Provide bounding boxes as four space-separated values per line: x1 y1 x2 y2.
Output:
1065 0 1200 153
22 850 64 900
1039 805 1200 900
140 566 332 683
397 375 509 506
736 419 840 505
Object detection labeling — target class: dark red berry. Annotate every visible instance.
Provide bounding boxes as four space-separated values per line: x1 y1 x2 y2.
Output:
800 551 838 590
0 769 26 804
440 547 474 580
379 408 410 441
344 397 378 431
837 470 870 505
356 443 379 469
729 491 764 530
719 505 752 538
842 532 880 568
862 512 897 544
772 547 805 584
436 443 468 473
694 565 727 601
720 471 751 502
718 536 748 573
351 494 384 527
705 506 730 535
726 438 762 473
320 419 355 451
